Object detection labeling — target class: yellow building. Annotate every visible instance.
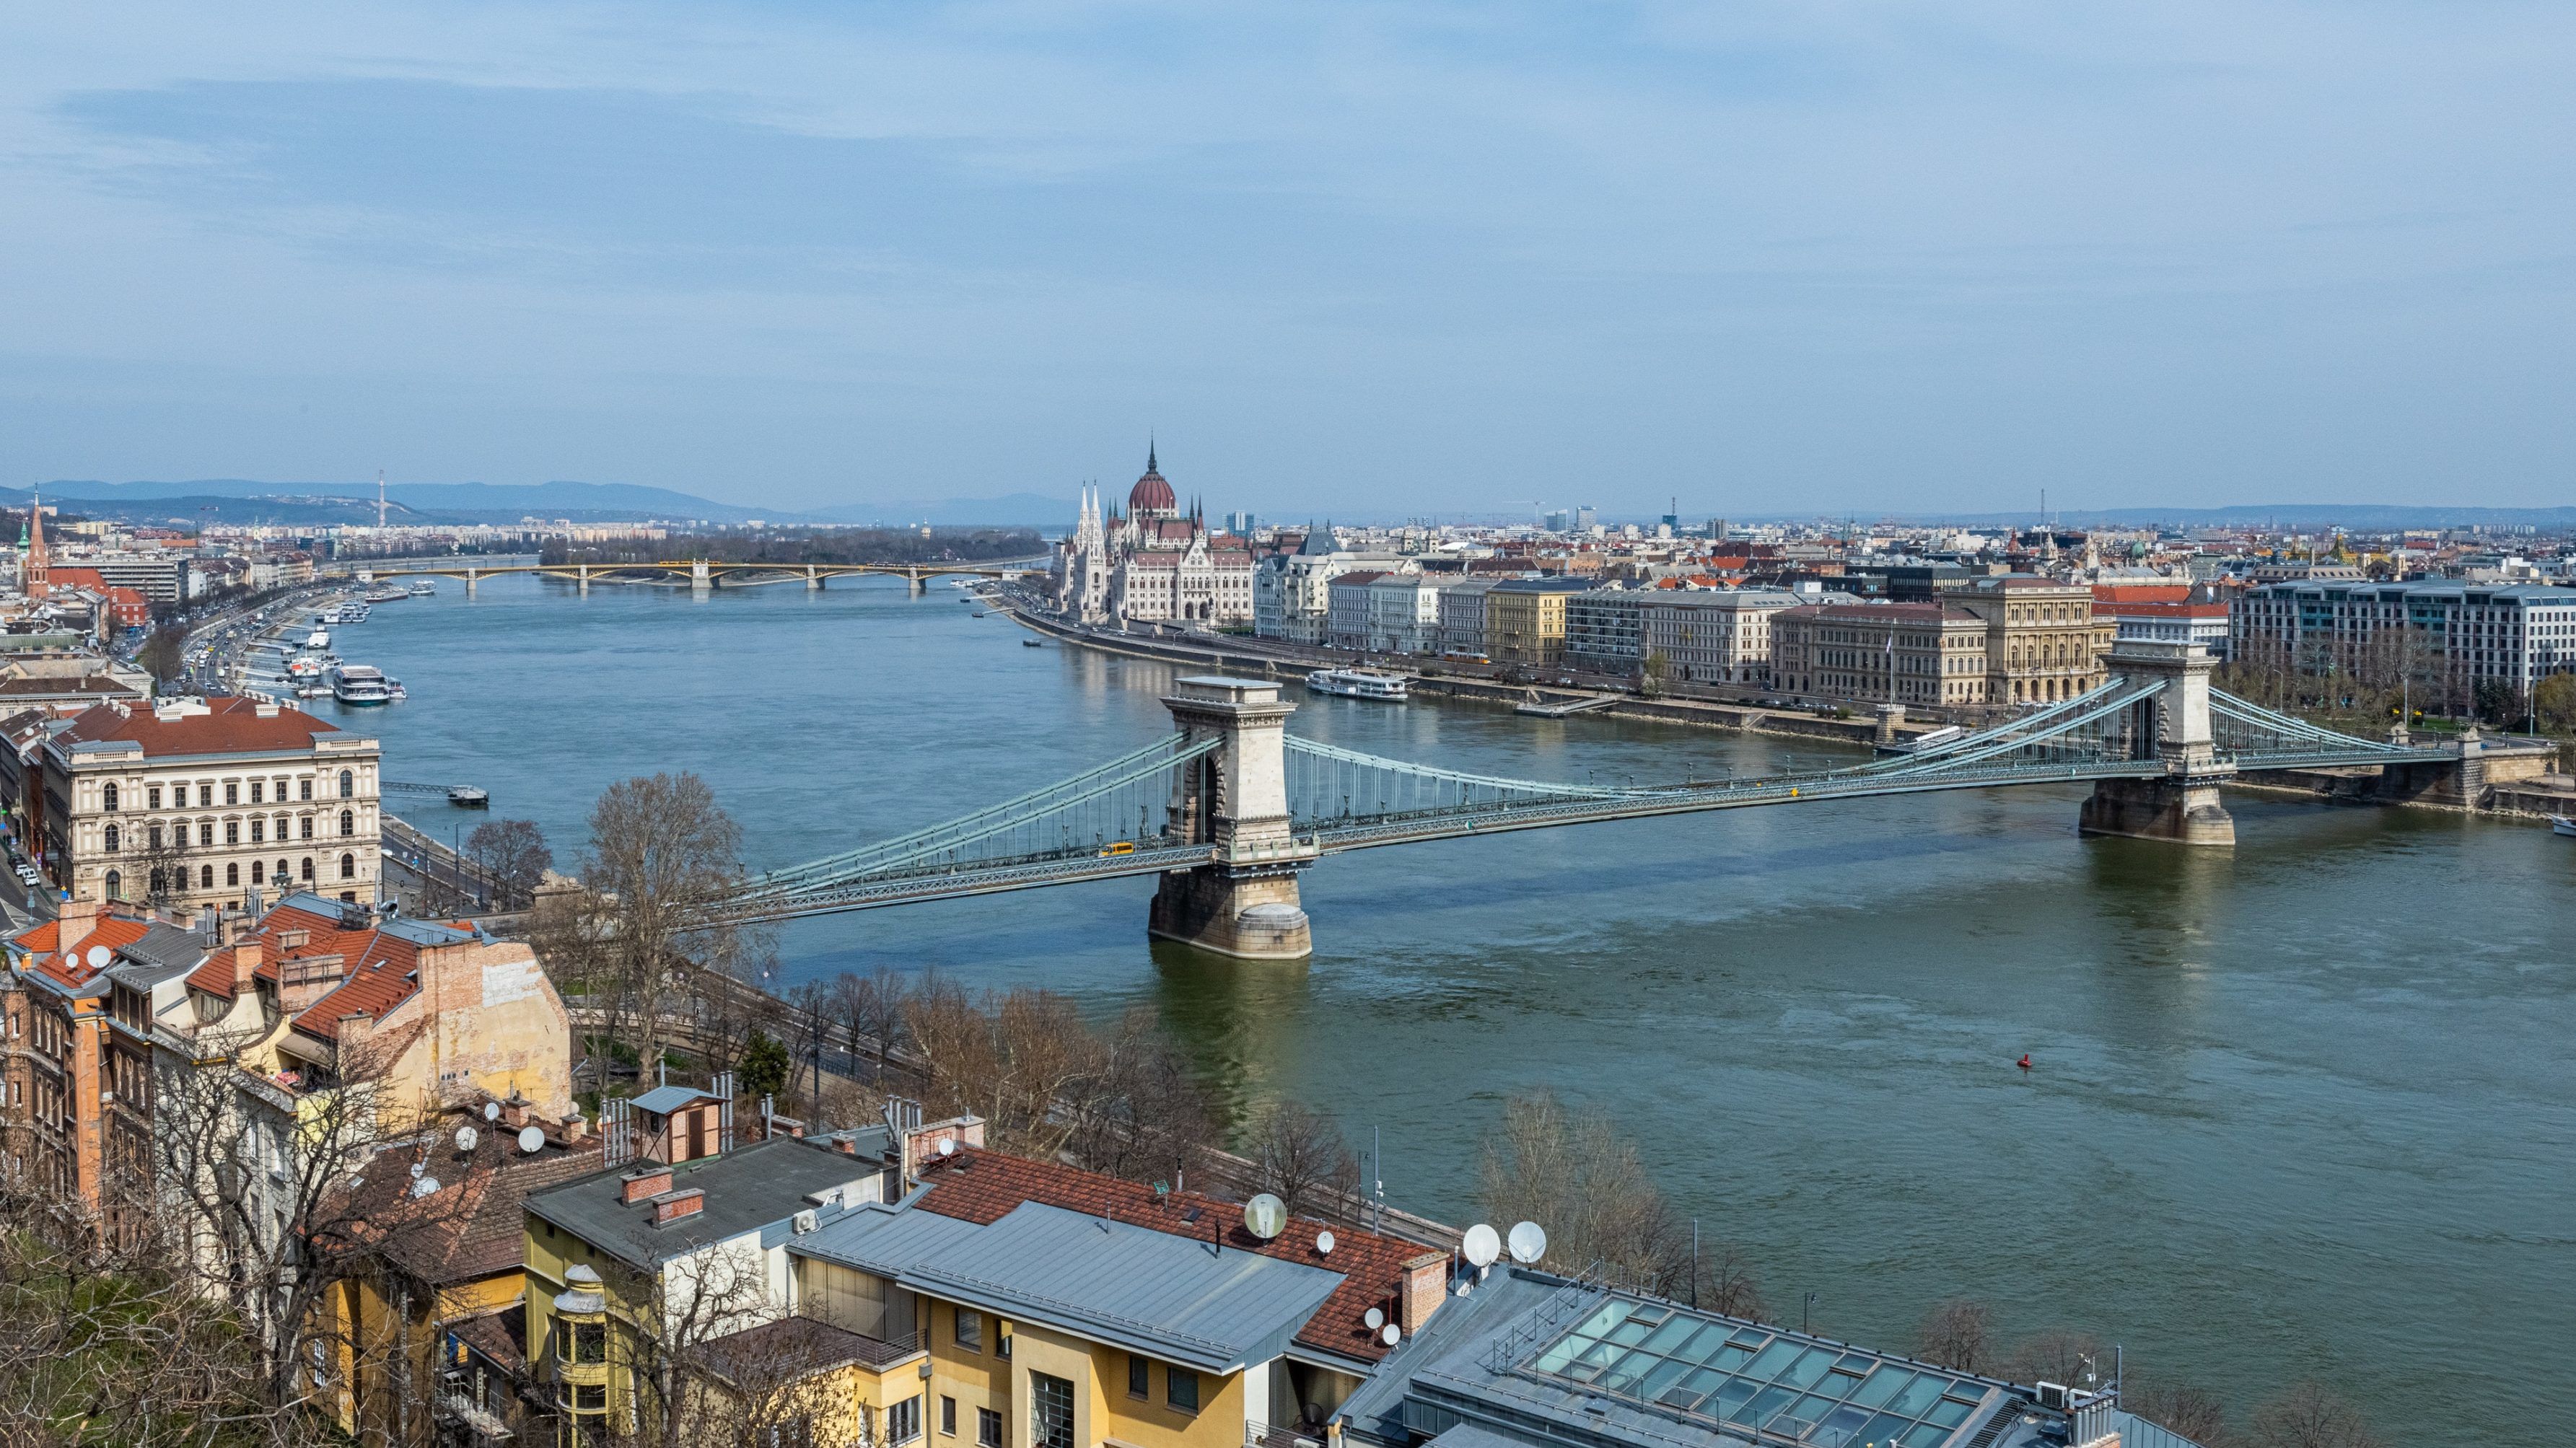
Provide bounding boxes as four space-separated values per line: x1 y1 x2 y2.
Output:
1485 579 1594 670
523 1126 1449 1448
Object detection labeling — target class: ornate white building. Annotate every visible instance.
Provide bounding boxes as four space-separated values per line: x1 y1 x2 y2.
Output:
1053 448 1255 628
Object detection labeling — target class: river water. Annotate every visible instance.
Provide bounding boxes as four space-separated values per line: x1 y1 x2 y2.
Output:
340 574 2569 1442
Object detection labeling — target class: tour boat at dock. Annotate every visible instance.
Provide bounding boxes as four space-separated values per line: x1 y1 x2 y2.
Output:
328 664 394 706
1306 668 1410 701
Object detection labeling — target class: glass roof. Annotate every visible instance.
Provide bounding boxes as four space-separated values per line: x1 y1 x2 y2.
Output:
1522 1297 1997 1448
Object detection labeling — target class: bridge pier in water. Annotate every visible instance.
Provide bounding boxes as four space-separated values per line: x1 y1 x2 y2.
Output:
1147 676 1315 959
2078 640 2237 846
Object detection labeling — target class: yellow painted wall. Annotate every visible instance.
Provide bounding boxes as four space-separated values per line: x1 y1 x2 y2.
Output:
919 1295 1245 1448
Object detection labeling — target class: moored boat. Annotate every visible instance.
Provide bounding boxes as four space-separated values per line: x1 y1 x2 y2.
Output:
1305 667 1410 701
328 664 394 706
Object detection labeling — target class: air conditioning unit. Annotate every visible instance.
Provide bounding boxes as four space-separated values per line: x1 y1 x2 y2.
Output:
792 1208 818 1234
2034 1382 2071 1411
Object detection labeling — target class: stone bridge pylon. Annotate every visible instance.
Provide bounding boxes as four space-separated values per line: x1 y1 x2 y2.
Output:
2077 639 2238 846
1147 677 1318 959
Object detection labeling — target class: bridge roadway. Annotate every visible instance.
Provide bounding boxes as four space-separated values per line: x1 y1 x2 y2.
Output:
707 745 2443 927
332 558 1045 589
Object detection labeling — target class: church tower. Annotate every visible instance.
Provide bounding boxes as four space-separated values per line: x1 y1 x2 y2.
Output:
23 486 49 600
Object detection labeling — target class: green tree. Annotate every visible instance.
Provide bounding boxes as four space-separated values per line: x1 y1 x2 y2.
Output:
2533 672 2576 734
738 1030 792 1102
137 626 187 689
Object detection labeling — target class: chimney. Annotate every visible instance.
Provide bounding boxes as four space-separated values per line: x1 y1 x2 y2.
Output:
55 895 102 957
651 1188 705 1227
229 940 263 995
620 1166 675 1204
1399 1251 1448 1335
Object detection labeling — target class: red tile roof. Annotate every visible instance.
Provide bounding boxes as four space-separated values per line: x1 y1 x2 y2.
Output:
10 914 156 992
59 696 340 757
914 1149 1438 1364
253 901 429 1039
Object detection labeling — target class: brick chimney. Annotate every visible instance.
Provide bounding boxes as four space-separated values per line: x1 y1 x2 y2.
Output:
651 1188 705 1226
56 895 102 957
1399 1251 1449 1335
228 940 263 995
620 1166 675 1204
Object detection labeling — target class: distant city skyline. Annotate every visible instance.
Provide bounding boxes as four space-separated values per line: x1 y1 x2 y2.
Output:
4 4 2570 516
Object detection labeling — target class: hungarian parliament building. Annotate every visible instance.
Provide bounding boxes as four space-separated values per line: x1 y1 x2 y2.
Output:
1049 447 1256 627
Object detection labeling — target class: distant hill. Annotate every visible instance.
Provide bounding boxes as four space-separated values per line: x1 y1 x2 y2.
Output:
1853 504 2576 531
35 478 763 524
0 486 398 527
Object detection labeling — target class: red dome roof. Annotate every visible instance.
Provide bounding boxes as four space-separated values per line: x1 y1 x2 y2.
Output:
1129 443 1176 515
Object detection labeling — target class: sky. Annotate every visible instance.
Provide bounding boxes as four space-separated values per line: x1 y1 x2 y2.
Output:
1 2 2570 520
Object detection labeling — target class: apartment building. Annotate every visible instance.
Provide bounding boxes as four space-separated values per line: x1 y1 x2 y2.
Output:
1436 577 1501 657
1771 602 1992 708
1486 578 1594 670
18 695 382 908
2232 579 2576 693
1642 588 1802 686
1363 574 1450 654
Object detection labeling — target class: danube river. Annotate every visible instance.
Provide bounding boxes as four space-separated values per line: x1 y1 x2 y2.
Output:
343 574 2567 1442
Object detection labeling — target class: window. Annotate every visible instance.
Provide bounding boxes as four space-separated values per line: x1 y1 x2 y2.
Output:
146 786 161 809
954 1308 981 1352
300 817 312 840
102 825 118 852
977 1409 1003 1448
148 825 162 851
888 1396 922 1447
249 781 263 804
341 853 355 880
149 869 164 895
275 859 289 883
1030 1374 1073 1448
996 1320 1011 1359
104 869 121 900
226 863 239 887
225 783 238 806
299 778 312 802
250 819 264 844
941 1397 957 1436
200 865 214 889
300 857 314 882
225 821 239 846
574 1384 605 1412
198 822 214 847
339 809 354 837
1167 1367 1198 1413
338 769 354 799
250 861 264 885
1128 1354 1149 1398
102 784 118 812
198 784 211 807
572 1322 604 1364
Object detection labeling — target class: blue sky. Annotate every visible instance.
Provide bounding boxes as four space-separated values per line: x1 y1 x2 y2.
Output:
2 2 2569 518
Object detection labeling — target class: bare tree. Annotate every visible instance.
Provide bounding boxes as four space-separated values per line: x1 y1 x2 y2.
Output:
1059 1008 1217 1188
465 817 552 911
2126 1379 2234 1447
1687 1240 1767 1323
1914 1298 1991 1373
2246 1382 2380 1448
828 966 908 1084
1242 1101 1359 1220
560 773 772 1087
1997 1328 2106 1392
1473 1087 1724 1301
784 979 836 1118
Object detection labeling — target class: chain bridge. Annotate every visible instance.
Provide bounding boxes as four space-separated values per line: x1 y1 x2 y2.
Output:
719 641 2458 957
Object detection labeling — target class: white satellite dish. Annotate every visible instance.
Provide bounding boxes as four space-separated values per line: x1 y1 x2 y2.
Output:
408 1160 425 1179
455 1126 478 1153
482 1101 501 1122
1461 1223 1502 1268
1243 1193 1287 1241
1380 1324 1402 1347
84 945 110 968
411 1175 440 1197
937 1137 957 1157
1364 1307 1384 1330
1315 1229 1336 1256
517 1126 546 1154
1507 1221 1548 1265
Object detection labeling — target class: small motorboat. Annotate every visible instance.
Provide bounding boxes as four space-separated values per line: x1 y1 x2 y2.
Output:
2552 815 2576 838
1021 639 1043 648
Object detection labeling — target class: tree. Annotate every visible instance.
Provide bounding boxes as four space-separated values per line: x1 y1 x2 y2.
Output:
1914 1298 1990 1373
551 772 771 1090
1997 1327 2104 1392
2127 1379 2233 1447
138 626 187 690
2246 1381 2380 1448
1243 1101 1359 1220
828 967 907 1084
738 1030 792 1103
2533 672 2576 734
1473 1087 1727 1301
465 817 552 911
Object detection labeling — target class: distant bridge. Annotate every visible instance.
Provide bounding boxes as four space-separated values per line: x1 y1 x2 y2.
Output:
708 641 2465 957
335 558 1042 594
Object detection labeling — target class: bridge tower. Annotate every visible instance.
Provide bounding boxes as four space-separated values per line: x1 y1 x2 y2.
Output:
2078 640 2236 846
691 558 712 590
1147 676 1315 959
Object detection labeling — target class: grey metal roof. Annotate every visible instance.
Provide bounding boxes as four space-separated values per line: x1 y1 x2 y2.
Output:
629 1084 716 1115
1339 1269 2077 1448
525 1137 877 1270
793 1199 1346 1373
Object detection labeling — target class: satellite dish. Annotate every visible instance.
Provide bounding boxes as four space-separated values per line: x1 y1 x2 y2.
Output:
84 945 110 968
411 1175 440 1197
1315 1229 1335 1256
937 1137 957 1157
1364 1307 1384 1330
1381 1324 1402 1347
455 1126 478 1153
1462 1223 1502 1268
1507 1221 1548 1265
1243 1193 1287 1241
408 1161 425 1179
482 1101 501 1122
517 1126 546 1154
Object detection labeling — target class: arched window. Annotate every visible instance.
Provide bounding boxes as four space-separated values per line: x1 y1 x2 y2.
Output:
104 870 121 900
339 853 356 880
102 825 118 853
225 863 239 887
199 864 214 889
102 784 118 812
250 861 263 885
149 868 165 895
300 857 314 882
339 809 354 837
338 770 354 799
275 859 289 885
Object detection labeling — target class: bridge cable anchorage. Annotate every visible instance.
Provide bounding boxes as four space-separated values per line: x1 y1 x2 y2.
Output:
733 734 1223 904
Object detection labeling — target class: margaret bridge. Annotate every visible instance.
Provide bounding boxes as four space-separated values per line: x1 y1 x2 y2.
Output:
343 558 1032 594
705 640 2480 958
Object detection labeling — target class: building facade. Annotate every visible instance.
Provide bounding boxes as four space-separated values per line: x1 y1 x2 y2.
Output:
21 696 383 909
2231 579 2576 695
1771 603 1992 708
1639 589 1801 686
1052 450 1255 628
1436 577 1499 657
1486 579 1594 671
